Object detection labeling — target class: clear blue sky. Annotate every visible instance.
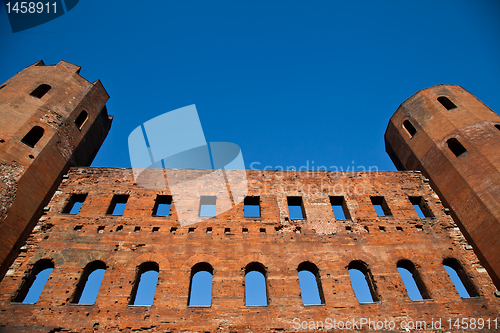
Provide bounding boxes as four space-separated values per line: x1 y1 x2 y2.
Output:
1 0 499 171
2 0 494 306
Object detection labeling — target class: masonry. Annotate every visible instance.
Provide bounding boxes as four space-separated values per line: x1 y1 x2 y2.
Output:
0 167 498 332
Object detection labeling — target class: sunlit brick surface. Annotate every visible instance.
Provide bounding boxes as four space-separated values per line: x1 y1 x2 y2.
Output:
0 168 498 332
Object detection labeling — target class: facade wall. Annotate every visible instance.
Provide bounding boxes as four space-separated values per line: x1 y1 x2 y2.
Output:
385 84 500 288
0 168 498 332
0 61 112 281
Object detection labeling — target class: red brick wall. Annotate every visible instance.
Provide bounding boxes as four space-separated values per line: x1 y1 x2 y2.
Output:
385 84 500 289
0 168 498 332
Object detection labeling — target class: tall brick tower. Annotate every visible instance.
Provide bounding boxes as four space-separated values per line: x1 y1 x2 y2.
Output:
0 60 112 281
385 84 500 289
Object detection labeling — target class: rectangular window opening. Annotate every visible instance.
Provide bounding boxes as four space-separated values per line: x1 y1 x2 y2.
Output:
170 227 177 234
152 227 159 232
74 225 82 231
260 228 266 233
295 227 302 234
242 227 249 233
106 194 129 216
330 196 351 220
396 226 403 232
224 227 231 234
199 196 216 217
244 196 261 218
287 196 306 220
188 227 196 233
206 227 213 233
152 195 172 217
134 226 141 232
379 226 386 232
370 196 392 217
97 226 105 233
409 196 434 218
62 193 87 215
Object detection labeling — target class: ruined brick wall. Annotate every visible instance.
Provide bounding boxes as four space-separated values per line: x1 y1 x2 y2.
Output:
0 168 498 332
385 84 500 289
0 61 112 281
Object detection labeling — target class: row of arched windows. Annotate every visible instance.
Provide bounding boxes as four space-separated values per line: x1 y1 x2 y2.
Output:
14 257 479 306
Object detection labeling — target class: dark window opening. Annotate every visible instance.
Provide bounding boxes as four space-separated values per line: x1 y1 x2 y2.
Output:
443 258 479 298
409 196 434 218
403 120 417 138
152 195 172 217
62 193 87 215
188 262 213 307
97 226 105 233
345 226 352 231
295 227 301 234
287 196 306 220
416 224 423 231
106 194 129 216
245 262 268 306
370 196 392 217
116 225 123 232
188 227 195 233
199 196 216 217
260 228 266 233
129 262 159 306
297 262 325 305
396 226 403 232
206 227 212 233
379 226 386 232
30 84 51 99
348 261 379 303
224 227 231 234
244 196 261 217
74 225 82 231
134 226 140 232
14 259 54 303
330 196 351 220
495 124 500 132
0 84 6 90
242 227 249 233
74 110 88 130
21 126 44 148
152 227 159 232
397 260 430 301
437 96 457 110
170 227 177 234
447 138 467 157
71 261 106 305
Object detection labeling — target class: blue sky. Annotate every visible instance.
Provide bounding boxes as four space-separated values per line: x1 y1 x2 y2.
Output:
1 0 499 172
3 0 494 307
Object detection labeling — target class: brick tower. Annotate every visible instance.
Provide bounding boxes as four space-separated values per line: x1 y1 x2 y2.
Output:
0 60 112 281
385 84 500 289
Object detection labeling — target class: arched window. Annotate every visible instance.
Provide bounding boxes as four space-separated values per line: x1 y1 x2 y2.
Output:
348 261 379 303
443 258 479 298
74 110 88 130
129 262 159 306
188 262 213 307
245 262 268 306
30 84 51 99
446 138 467 157
437 96 457 110
297 262 325 305
397 260 430 301
402 120 417 138
21 126 44 148
71 261 106 305
14 259 54 303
